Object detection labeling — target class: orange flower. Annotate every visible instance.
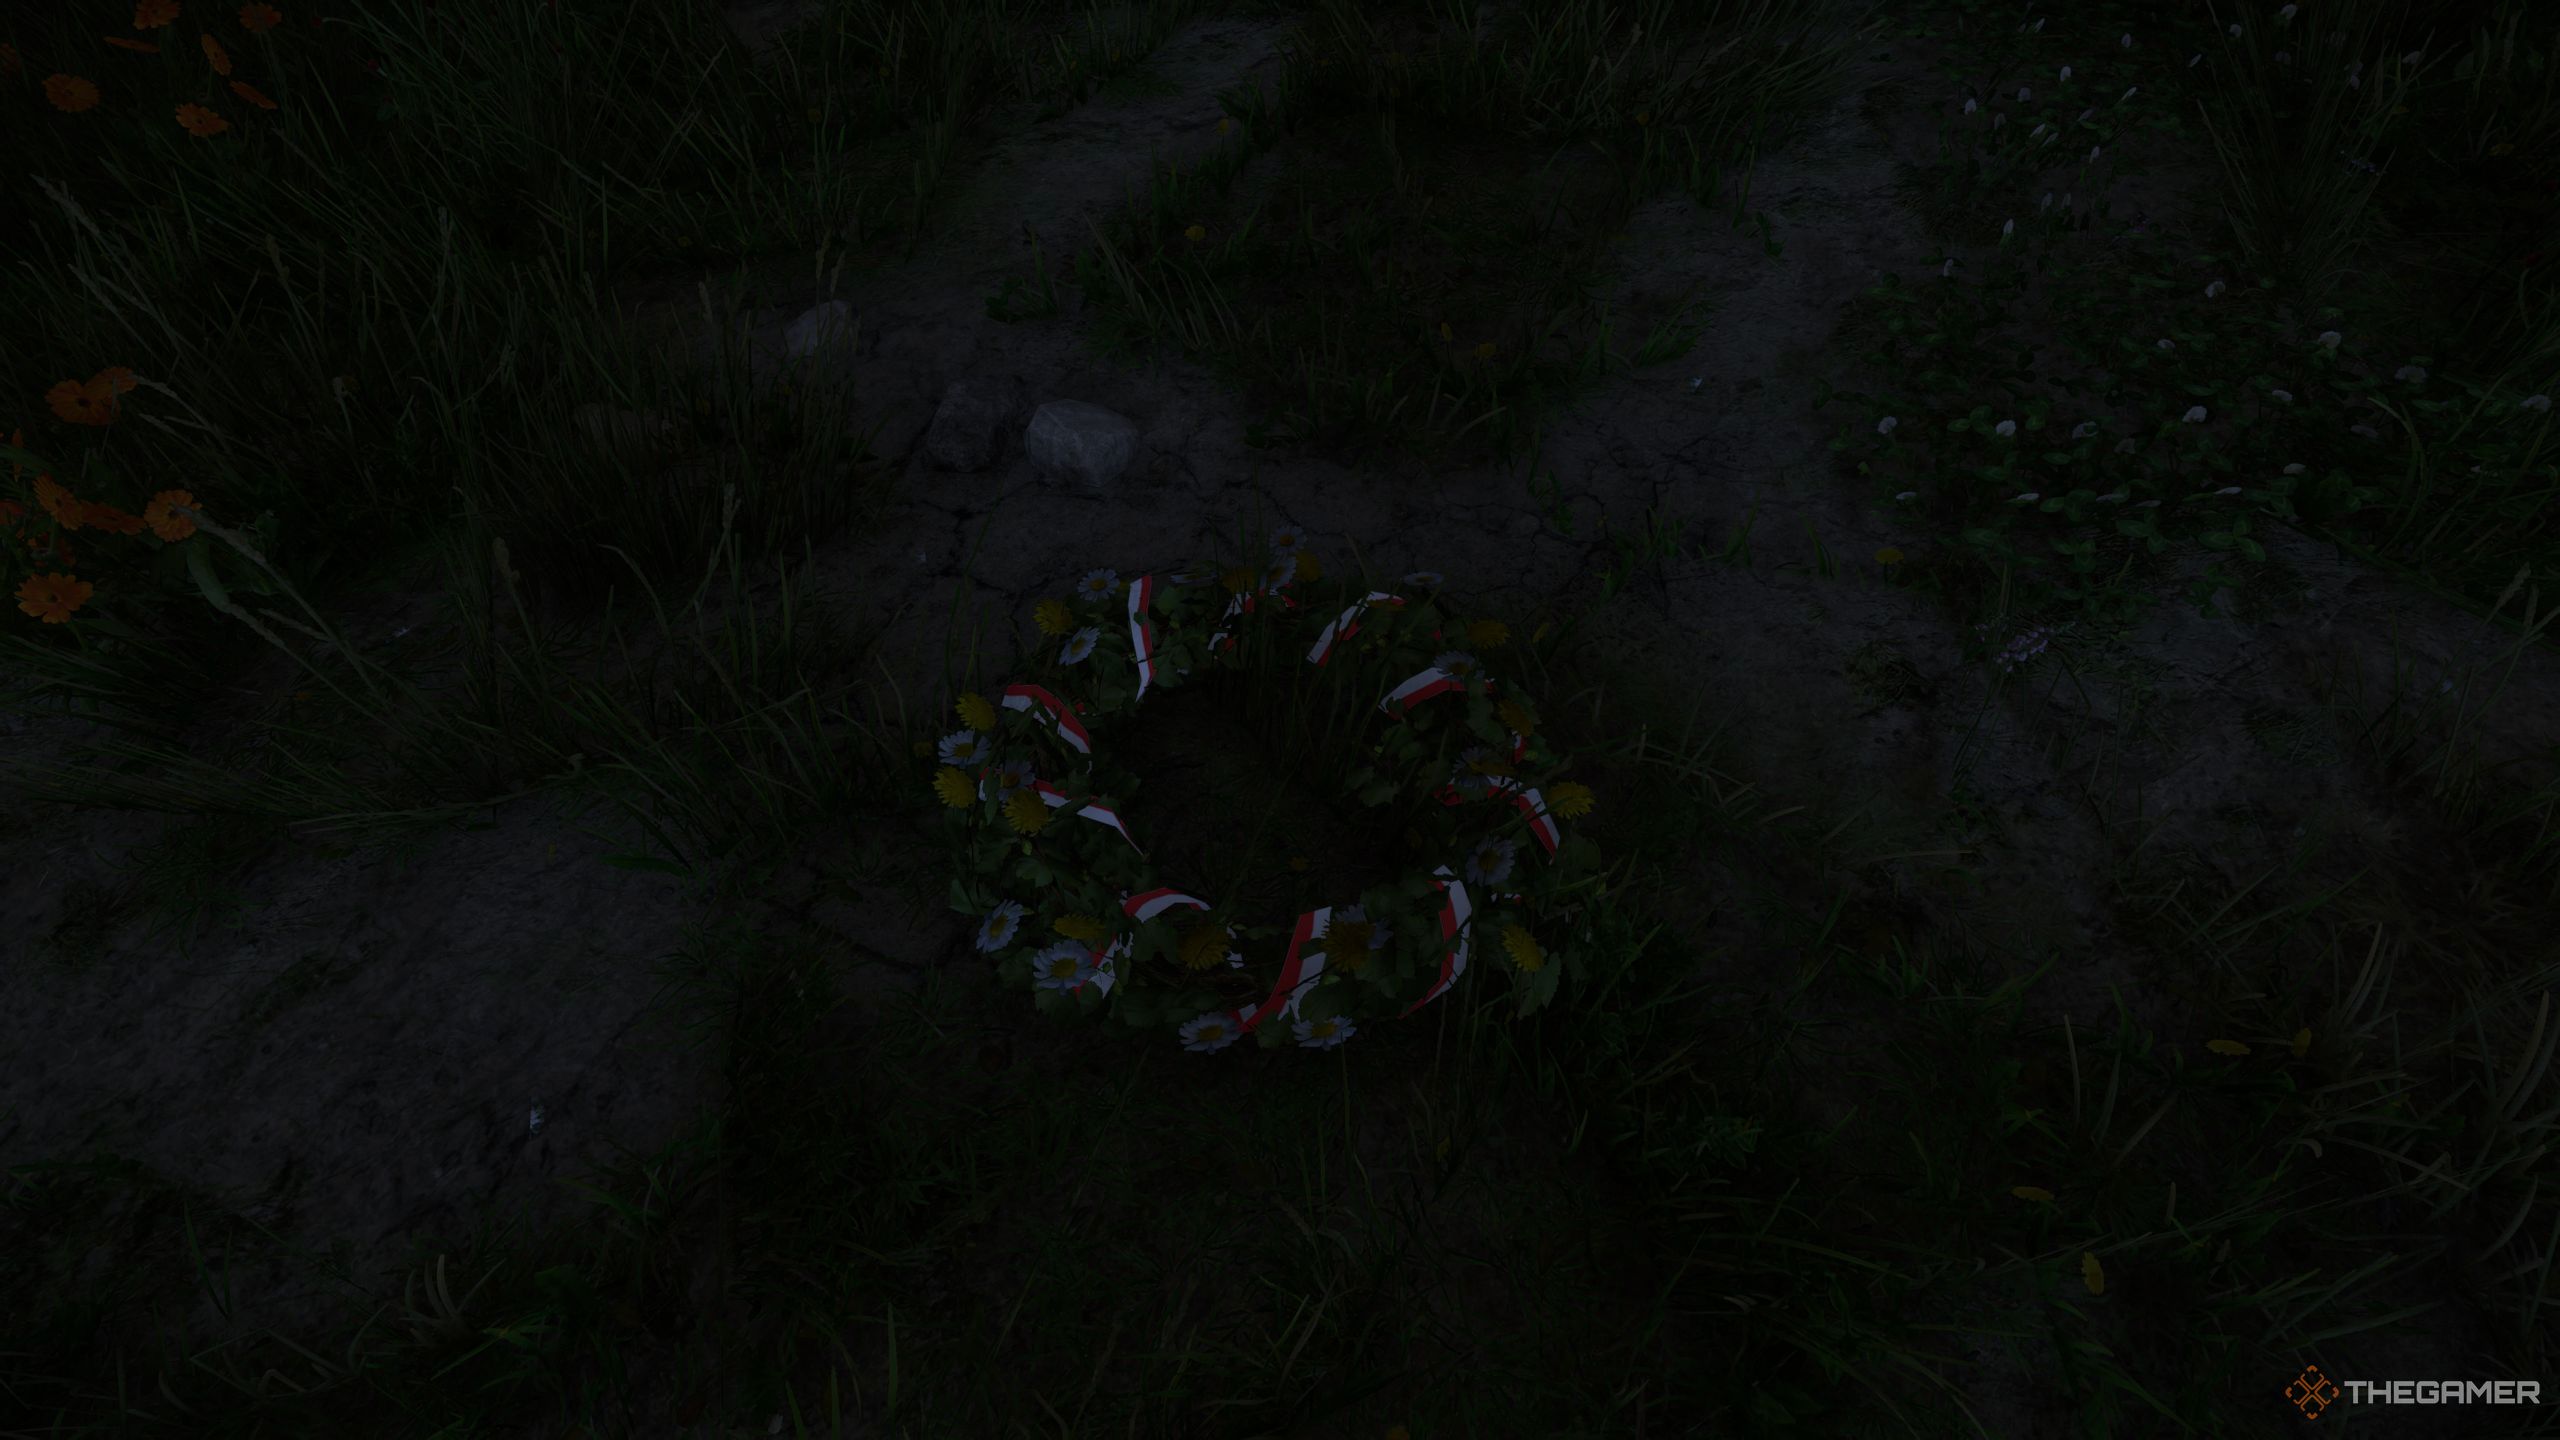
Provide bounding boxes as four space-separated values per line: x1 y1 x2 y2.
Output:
45 380 118 427
229 79 277 109
105 37 162 53
176 102 229 136
44 74 102 112
0 501 25 530
144 490 198 541
89 366 140 398
135 0 181 29
34 475 85 529
17 573 95 624
239 2 283 32
200 34 231 74
0 43 20 77
82 502 147 536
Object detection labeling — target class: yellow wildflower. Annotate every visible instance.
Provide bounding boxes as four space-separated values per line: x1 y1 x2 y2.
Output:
1178 923 1226 970
1545 781 1594 819
932 767 974 808
1496 699 1537 736
2081 1252 2106 1296
2290 1027 2312 1059
1465 618 1509 649
956 691 997 732
1501 923 1545 973
2011 1186 2055 1203
1294 552 1322 582
1003 789 1050 835
1052 913 1109 943
2207 1038 2250 1057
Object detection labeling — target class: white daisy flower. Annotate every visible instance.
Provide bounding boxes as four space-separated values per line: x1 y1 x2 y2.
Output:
2002 219 2015 238
1263 557 1297 590
2157 338 2175 351
1992 112 2007 129
1059 626 1100 665
2270 389 2293 403
2229 23 2242 38
1074 568 1120 601
1433 650 1481 682
2395 365 2427 383
2183 405 2209 423
2059 66 2072 83
1964 97 1978 115
1179 1013 1241 1052
1403 570 1445 588
2090 144 2103 162
990 759 1036 794
1894 490 1917 501
975 900 1028 953
2115 438 2139 454
2521 394 2552 412
2095 491 2128 504
2317 330 2342 349
2070 421 2098 439
939 728 992 766
1877 416 1899 435
2120 34 2132 49
1031 941 1092 991
1994 418 2017 436
2283 463 2307 475
2010 492 2041 504
2279 4 2297 20
1294 1015 1356 1049
1461 836 1518 888
1333 904 1391 952
1941 258 1956 277
2206 280 2226 297
2214 486 2243 496
2351 424 2380 439
1269 523 1308 555
2017 87 2032 102
2078 108 2095 124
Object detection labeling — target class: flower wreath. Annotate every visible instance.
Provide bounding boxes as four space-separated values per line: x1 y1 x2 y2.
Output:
931 536 1601 1053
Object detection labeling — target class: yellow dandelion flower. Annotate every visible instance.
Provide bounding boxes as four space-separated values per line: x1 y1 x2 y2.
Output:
1294 551 1322 582
910 739 934 759
2290 1027 2312 1059
1545 781 1594 819
1438 322 1453 341
1184 224 1205 241
1473 341 1497 360
1874 546 1905 567
1219 565 1254 594
1051 913 1108 943
1496 699 1537 736
1032 597 1074 636
2206 1038 2250 1057
2081 1252 2106 1295
1003 789 1050 835
1501 923 1545 973
2011 1185 2055 1203
1328 919 1373 969
1465 618 1510 649
932 767 974 808
956 691 997 732
1217 117 1232 133
1178 923 1226 970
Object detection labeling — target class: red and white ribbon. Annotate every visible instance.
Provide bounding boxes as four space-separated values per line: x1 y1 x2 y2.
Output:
1380 666 1479 716
1000 682 1093 755
1127 573 1160 702
1431 776 1564 855
1071 934 1129 997
1399 868 1474 1016
1230 905 1332 1034
1306 592 1408 667
1028 779 1143 853
1123 887 1210 923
